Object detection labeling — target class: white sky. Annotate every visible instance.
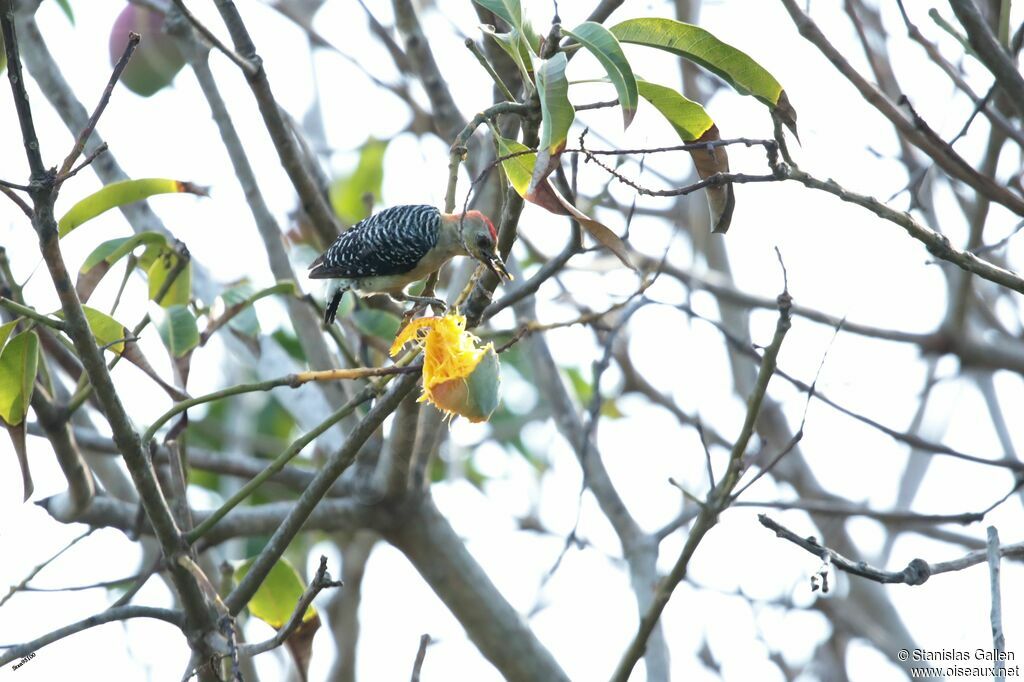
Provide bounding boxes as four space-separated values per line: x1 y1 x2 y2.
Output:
1 0 1023 680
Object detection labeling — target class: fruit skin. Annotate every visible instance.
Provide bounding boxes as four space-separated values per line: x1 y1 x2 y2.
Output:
429 345 501 423
110 4 186 97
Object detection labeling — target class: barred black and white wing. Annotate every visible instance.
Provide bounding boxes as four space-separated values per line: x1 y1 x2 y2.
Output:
308 205 441 279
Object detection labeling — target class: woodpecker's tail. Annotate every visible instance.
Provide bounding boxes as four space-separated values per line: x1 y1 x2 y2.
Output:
324 287 347 325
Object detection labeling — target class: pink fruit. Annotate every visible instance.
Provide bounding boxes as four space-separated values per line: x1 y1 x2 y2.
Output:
110 4 186 97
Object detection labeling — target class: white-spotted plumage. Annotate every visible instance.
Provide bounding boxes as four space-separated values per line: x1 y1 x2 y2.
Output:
308 204 509 324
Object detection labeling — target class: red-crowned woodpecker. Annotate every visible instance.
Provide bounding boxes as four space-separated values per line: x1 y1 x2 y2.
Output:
308 204 511 324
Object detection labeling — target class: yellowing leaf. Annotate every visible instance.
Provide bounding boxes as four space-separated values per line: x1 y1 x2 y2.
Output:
234 557 316 629
80 306 130 354
636 79 713 140
77 232 167 303
148 249 192 308
495 135 634 268
0 320 18 355
0 329 39 500
636 80 733 232
0 331 38 427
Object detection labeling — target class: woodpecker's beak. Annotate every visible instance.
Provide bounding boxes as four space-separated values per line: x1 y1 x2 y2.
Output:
481 251 512 281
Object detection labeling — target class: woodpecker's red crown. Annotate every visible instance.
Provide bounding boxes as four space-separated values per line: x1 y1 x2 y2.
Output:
464 210 497 242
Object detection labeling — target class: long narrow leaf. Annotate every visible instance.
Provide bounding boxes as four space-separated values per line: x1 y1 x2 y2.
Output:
77 232 168 302
76 306 189 401
536 53 574 154
472 0 521 31
330 139 388 224
0 331 38 427
148 249 192 308
153 304 200 358
481 25 535 89
58 178 207 238
0 321 18 355
611 18 797 134
636 80 734 232
496 136 633 268
565 22 638 128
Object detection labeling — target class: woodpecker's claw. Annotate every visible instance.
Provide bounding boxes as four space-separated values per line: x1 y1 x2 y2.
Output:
393 292 446 314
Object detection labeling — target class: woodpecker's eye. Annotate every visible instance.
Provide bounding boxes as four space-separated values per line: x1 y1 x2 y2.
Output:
476 234 491 248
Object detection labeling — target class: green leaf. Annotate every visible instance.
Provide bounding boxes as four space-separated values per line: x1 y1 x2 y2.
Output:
256 397 297 443
58 179 207 238
80 306 130 354
0 321 18 355
495 135 535 197
148 249 192 307
610 18 797 134
205 280 296 343
77 232 168 302
536 53 574 154
54 0 74 24
216 283 261 339
0 331 38 427
233 557 316 629
472 0 521 31
153 304 199 358
272 329 306 363
352 308 401 341
495 135 634 268
81 232 167 273
564 22 638 128
5 422 32 501
0 329 45 498
636 79 734 232
0 35 6 74
636 79 713 140
481 25 535 89
60 306 186 400
329 139 388 225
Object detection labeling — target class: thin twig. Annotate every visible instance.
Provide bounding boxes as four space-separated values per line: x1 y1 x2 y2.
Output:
142 365 417 446
759 514 1024 586
987 526 1006 676
611 273 793 682
223 373 419 615
239 555 343 657
465 38 515 102
171 0 257 76
0 529 94 608
410 634 431 682
59 142 109 184
0 185 33 217
0 606 182 666
0 297 67 330
57 34 139 179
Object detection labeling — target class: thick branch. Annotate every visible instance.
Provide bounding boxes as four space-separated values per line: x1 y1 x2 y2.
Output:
383 494 570 682
209 0 342 246
948 0 1024 117
224 373 419 614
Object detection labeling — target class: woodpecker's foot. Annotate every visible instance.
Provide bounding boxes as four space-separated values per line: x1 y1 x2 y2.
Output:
393 293 447 314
